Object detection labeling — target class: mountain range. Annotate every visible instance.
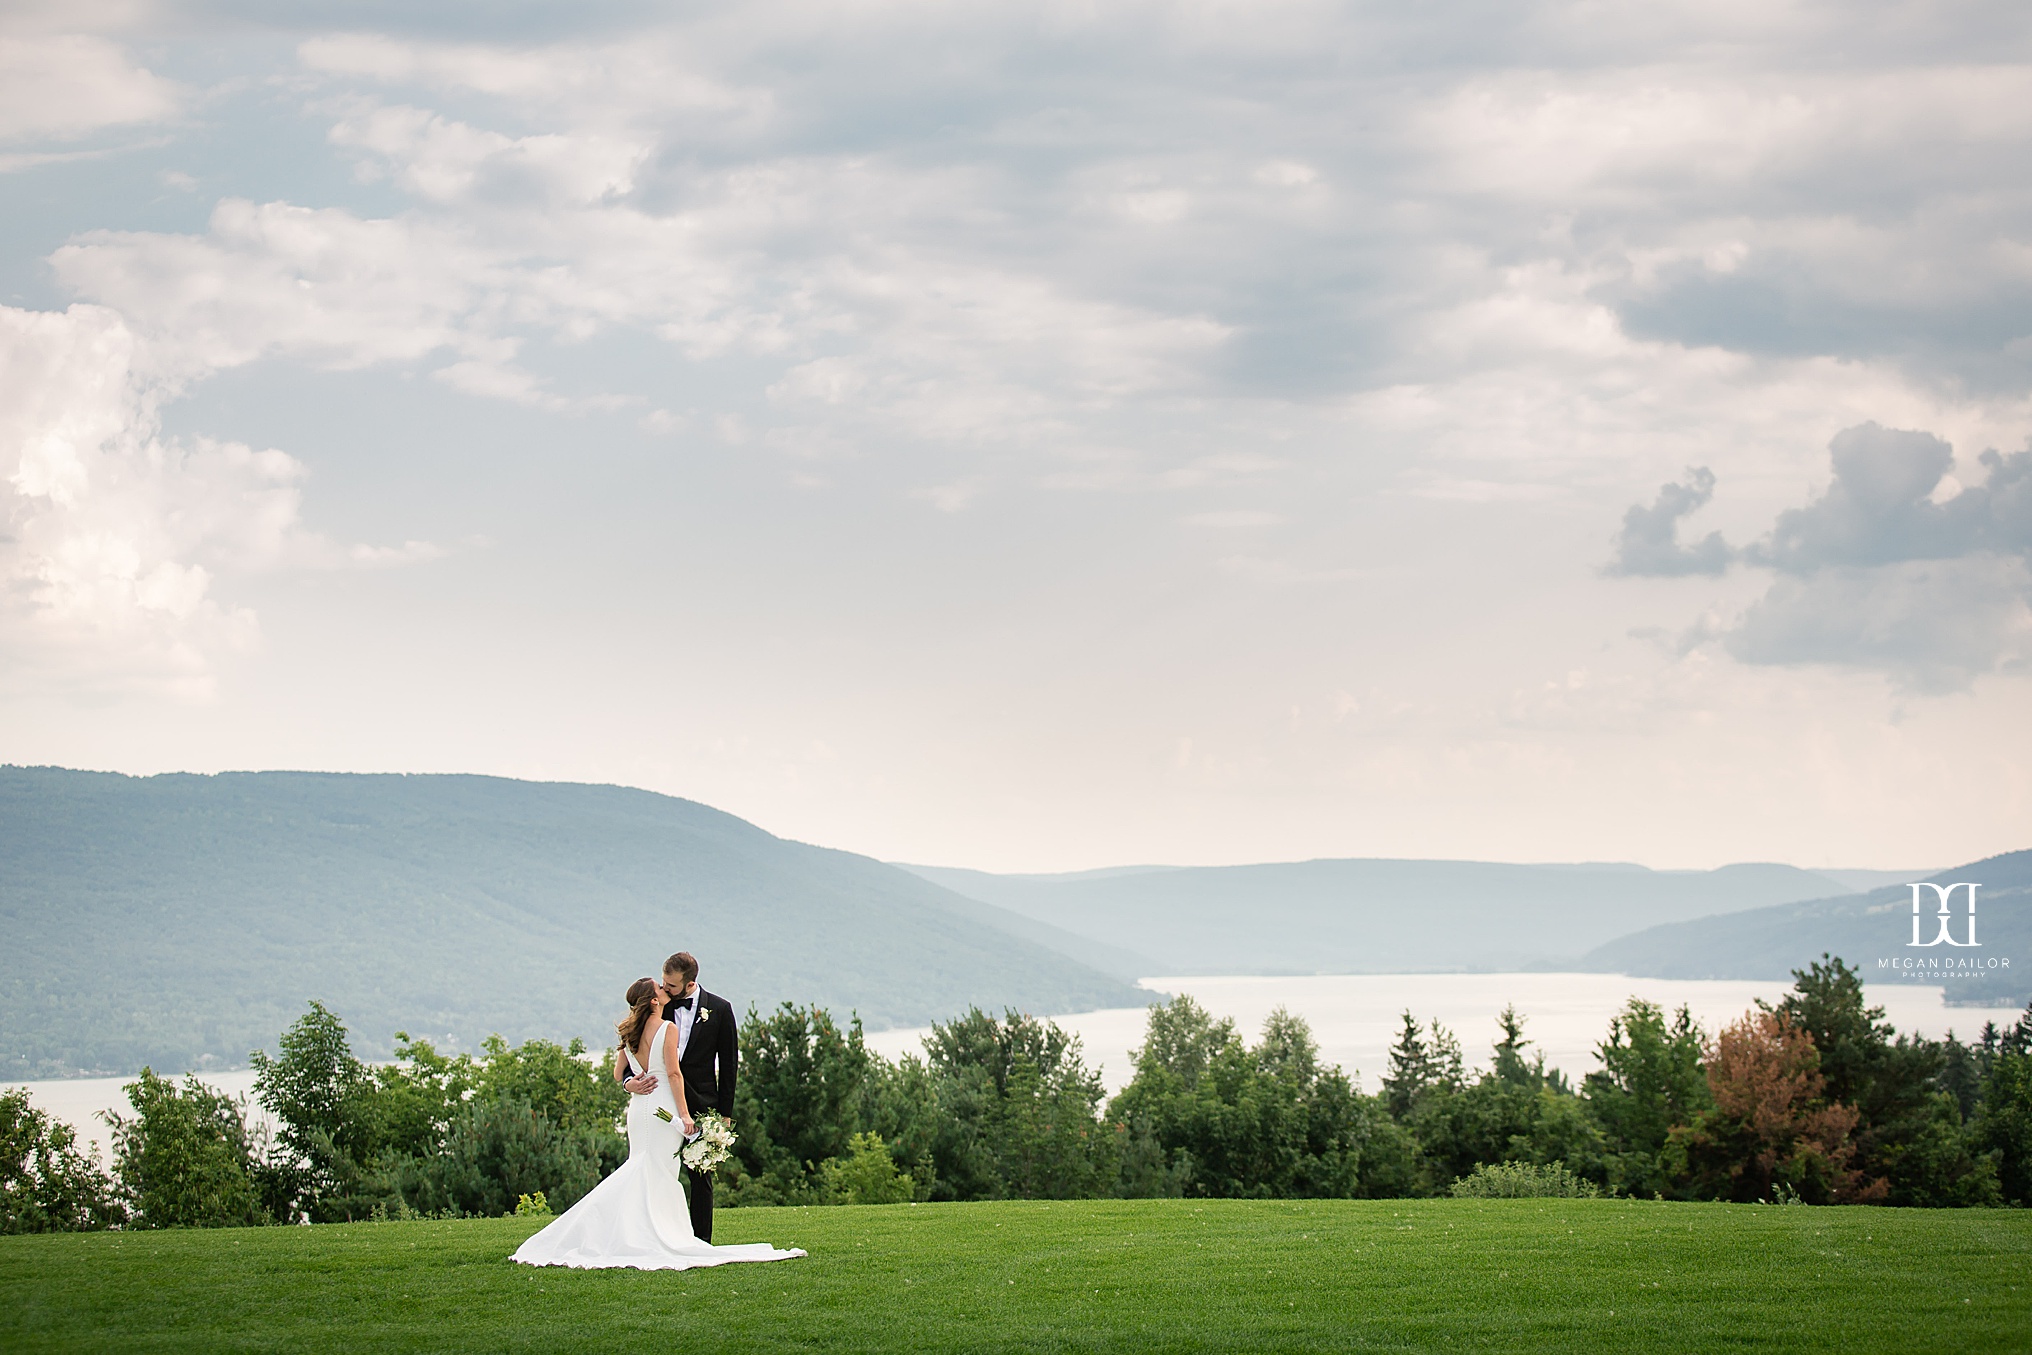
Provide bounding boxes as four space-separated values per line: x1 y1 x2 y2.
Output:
907 854 2023 1009
0 768 1144 1078
5 765 2019 1078
899 859 1903 977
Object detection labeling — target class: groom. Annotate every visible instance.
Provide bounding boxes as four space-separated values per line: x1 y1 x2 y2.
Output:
624 951 737 1242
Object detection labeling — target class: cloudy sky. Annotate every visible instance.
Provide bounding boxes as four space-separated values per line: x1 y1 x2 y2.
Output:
3 0 2028 872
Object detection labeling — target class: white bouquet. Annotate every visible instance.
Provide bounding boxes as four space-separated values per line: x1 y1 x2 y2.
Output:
678 1111 737 1173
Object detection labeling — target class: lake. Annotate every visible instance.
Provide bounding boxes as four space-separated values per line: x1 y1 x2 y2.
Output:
868 972 2028 1094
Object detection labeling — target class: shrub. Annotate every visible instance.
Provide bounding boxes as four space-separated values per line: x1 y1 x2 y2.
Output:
376 1097 606 1218
820 1132 916 1204
1 1088 123 1233
1449 1160 1600 1199
474 1035 624 1137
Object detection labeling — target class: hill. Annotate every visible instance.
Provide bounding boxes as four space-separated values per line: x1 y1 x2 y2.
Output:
0 768 1147 1078
900 858 1875 975
1577 849 2032 1007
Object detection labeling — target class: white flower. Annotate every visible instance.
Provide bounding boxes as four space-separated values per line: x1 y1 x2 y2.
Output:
677 1111 738 1172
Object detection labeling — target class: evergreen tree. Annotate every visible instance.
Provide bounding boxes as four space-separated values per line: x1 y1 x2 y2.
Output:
726 1002 876 1203
1380 1012 1430 1120
1972 1001 2032 1205
1774 956 1994 1205
1381 1012 1462 1119
1584 999 1709 1198
1407 1011 1602 1194
924 1007 1115 1201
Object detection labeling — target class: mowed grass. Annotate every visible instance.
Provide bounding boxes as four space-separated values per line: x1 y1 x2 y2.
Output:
3 1198 2029 1354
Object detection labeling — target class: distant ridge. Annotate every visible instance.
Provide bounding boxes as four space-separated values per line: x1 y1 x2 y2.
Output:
0 768 1147 1078
1577 850 2032 1007
899 857 1873 975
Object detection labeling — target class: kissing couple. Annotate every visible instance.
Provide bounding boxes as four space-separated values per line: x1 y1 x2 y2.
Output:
512 951 805 1271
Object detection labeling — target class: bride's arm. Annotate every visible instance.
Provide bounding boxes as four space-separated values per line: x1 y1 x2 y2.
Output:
661 1023 694 1134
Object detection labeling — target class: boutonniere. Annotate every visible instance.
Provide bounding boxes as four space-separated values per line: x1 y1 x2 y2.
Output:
695 1008 709 1024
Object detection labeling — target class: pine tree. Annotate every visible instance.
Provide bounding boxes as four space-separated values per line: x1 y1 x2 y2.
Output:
1381 1011 1431 1120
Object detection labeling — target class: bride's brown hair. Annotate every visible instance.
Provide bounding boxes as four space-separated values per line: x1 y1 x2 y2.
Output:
616 977 660 1056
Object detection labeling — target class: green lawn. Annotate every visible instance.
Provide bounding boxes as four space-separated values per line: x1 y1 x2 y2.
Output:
3 1198 2027 1353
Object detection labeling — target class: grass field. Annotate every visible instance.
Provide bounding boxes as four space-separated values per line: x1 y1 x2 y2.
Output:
4 1198 2029 1353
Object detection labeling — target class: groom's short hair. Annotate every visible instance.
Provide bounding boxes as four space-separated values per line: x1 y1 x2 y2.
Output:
664 952 699 984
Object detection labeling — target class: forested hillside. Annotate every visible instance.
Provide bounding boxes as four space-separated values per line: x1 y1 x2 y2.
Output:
1579 850 2031 1007
0 768 1146 1077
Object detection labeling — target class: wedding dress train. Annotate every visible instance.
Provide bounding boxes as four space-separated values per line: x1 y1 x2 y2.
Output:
511 1021 805 1271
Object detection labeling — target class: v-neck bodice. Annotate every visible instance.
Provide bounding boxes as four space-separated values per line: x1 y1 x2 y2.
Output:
627 1020 669 1077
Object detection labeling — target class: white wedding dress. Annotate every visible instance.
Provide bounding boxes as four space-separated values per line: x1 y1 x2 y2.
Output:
511 1020 805 1271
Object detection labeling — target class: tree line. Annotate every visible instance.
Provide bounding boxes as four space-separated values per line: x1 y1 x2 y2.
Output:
5 956 2031 1231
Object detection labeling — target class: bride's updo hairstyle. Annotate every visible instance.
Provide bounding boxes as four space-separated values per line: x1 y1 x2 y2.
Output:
617 977 660 1054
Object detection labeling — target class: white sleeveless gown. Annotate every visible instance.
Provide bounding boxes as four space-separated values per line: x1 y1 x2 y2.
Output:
511 1021 805 1270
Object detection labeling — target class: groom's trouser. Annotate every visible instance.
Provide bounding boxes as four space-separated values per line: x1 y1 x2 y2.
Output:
686 1165 714 1242
684 1093 714 1241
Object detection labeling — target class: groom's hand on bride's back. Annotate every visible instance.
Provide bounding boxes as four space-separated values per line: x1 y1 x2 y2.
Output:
623 1073 659 1095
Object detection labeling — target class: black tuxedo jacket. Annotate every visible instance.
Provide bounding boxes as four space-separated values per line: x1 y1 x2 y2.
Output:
661 988 737 1118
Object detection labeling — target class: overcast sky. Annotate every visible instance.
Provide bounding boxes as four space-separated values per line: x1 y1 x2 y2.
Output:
3 0 2028 872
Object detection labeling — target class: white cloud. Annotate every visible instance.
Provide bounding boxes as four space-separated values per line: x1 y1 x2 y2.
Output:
330 103 649 206
51 199 506 373
11 0 2032 865
0 304 446 695
0 32 178 149
1727 556 2032 694
1 306 267 695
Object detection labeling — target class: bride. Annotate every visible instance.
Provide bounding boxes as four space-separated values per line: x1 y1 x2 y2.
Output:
512 977 806 1271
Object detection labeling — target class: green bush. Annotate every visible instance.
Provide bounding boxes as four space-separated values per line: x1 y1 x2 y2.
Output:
106 1070 271 1228
474 1035 624 1137
1449 1160 1600 1199
1 1088 123 1233
820 1132 916 1204
375 1097 607 1218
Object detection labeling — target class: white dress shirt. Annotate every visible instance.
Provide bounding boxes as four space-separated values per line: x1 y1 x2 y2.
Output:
672 988 698 1058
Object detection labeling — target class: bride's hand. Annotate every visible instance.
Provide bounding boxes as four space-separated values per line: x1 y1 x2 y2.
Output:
680 1116 696 1137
